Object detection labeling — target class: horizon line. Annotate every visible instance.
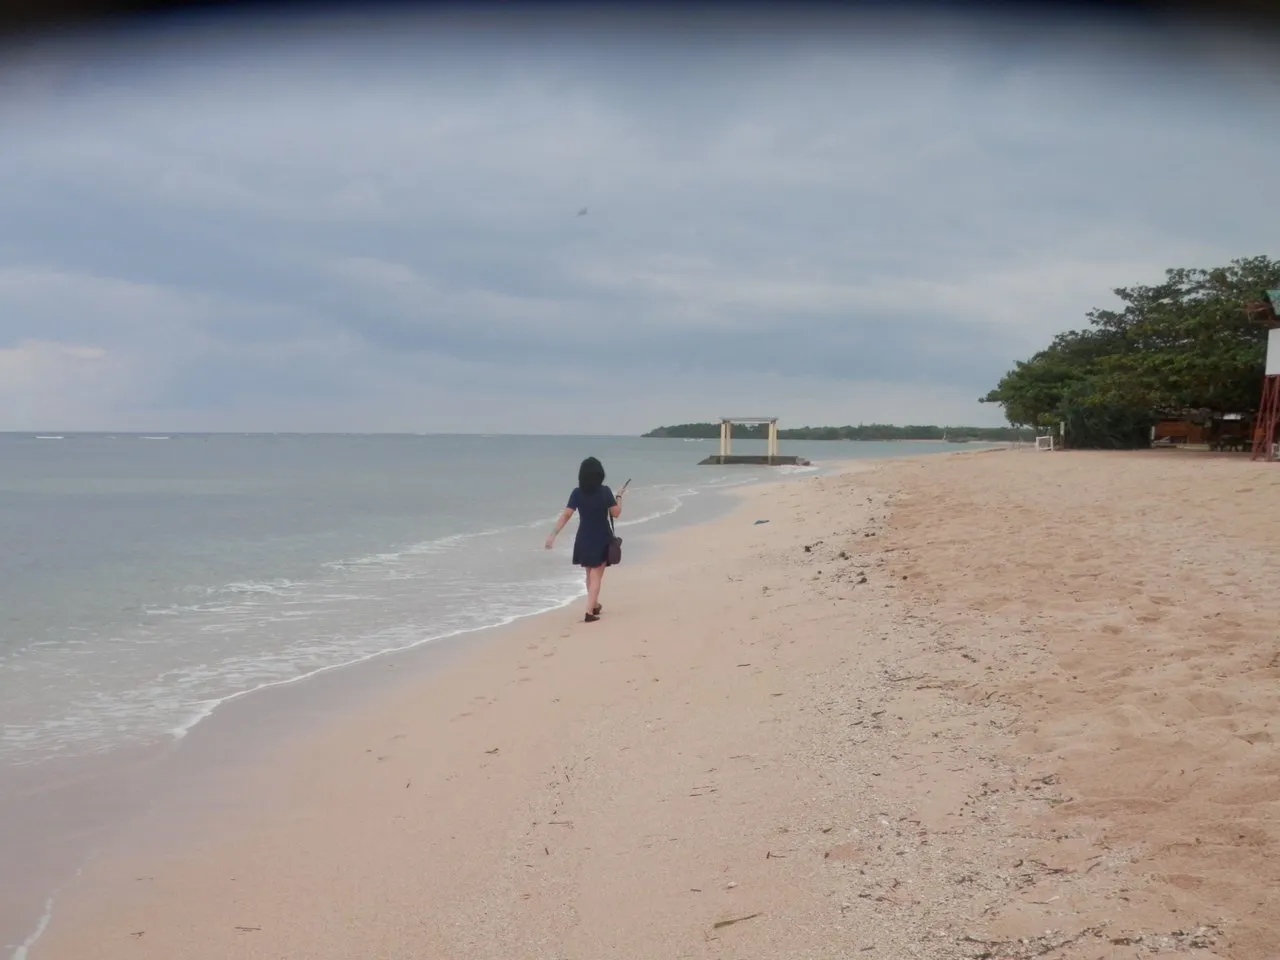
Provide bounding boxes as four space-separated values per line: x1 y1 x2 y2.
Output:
1 426 1016 438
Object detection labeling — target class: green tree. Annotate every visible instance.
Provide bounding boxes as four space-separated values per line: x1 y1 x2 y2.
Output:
981 255 1280 447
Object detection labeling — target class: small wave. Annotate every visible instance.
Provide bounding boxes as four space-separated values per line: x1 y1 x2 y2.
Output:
141 436 171 440
34 435 65 440
774 463 821 475
615 500 685 529
10 895 54 960
323 479 737 573
166 582 585 743
218 580 301 597
323 516 562 571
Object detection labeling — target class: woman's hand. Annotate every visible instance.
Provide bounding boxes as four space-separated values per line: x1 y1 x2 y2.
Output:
544 533 556 550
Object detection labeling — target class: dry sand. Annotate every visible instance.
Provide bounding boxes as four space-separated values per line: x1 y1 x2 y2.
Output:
31 449 1280 960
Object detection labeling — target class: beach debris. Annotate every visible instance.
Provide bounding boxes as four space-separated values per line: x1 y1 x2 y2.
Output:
405 780 411 789
485 747 500 755
957 925 1108 958
753 519 770 525
131 931 145 938
234 926 262 933
712 912 762 929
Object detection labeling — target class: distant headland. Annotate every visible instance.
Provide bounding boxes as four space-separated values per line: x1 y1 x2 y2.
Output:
642 423 1034 442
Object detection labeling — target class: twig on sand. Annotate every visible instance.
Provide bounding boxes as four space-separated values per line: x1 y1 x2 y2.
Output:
713 912 763 930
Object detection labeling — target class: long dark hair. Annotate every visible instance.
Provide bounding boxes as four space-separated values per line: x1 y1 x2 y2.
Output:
578 456 605 495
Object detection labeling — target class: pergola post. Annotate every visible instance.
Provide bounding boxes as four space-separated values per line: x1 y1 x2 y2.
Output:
704 417 798 466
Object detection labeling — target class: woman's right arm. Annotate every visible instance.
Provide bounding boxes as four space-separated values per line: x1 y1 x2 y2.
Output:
545 507 575 550
608 488 622 519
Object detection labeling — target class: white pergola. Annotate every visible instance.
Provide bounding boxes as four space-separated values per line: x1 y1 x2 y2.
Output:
718 417 780 459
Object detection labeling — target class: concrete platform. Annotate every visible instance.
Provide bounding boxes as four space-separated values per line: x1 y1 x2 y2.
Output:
698 455 811 466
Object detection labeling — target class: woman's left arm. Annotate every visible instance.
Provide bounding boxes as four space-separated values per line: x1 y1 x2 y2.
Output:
545 507 575 550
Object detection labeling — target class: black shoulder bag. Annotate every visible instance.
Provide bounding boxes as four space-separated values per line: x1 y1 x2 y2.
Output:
607 506 622 566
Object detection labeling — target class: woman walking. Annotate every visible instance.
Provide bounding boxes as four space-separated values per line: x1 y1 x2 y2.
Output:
545 456 623 622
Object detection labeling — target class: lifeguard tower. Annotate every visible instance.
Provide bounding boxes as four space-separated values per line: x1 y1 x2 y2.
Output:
1248 291 1280 461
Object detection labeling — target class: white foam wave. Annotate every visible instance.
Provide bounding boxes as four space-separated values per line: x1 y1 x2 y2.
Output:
166 580 586 742
9 895 53 960
323 492 698 572
774 463 821 475
218 580 300 597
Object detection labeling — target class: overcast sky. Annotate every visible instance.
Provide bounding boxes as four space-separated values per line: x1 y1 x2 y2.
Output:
1 6 1278 433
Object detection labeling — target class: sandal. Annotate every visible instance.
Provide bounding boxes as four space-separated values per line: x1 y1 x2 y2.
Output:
584 612 600 623
593 604 602 616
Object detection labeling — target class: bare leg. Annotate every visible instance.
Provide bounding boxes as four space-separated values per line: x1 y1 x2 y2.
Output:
585 565 605 620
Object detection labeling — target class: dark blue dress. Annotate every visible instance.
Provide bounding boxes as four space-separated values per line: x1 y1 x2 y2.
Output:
568 485 616 568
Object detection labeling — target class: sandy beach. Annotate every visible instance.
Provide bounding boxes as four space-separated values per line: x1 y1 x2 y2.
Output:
29 449 1280 960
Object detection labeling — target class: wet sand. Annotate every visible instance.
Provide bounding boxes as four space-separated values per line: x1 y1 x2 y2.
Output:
28 449 1280 960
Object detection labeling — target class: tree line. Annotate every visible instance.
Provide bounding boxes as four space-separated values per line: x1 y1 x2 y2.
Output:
981 255 1280 449
643 423 1034 441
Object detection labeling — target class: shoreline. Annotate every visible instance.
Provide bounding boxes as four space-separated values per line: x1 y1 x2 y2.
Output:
1 453 851 958
13 452 930 959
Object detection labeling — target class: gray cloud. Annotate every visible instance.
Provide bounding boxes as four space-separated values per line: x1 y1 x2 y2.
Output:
1 8 1278 432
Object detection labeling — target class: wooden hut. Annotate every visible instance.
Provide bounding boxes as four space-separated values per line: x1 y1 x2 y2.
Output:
1152 419 1207 445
